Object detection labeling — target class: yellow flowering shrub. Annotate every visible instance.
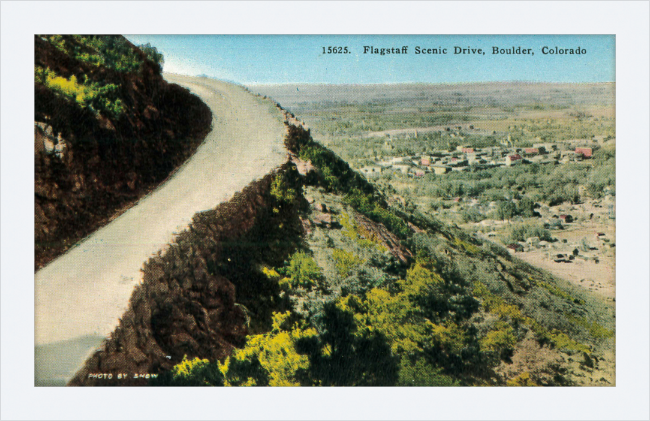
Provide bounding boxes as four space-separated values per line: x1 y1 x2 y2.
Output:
222 312 317 386
507 372 538 386
332 248 365 278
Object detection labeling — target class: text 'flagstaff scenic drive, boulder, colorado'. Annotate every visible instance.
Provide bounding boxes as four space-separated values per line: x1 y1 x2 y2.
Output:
357 45 586 55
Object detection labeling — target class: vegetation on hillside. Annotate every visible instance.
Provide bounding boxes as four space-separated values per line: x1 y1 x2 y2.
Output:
147 124 614 387
35 66 124 117
35 35 165 118
41 35 163 73
34 35 212 269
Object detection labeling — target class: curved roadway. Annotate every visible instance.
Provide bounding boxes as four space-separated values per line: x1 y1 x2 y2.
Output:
34 75 288 385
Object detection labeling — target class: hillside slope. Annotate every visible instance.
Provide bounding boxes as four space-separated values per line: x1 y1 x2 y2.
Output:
35 76 288 386
69 110 614 386
35 35 212 269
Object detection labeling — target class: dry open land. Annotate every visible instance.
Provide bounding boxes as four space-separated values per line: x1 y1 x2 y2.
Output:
464 197 616 299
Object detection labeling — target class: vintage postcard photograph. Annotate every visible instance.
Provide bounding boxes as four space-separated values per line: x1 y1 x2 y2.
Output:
33 34 618 388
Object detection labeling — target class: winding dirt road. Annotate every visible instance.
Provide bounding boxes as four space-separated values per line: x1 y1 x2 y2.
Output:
34 75 288 385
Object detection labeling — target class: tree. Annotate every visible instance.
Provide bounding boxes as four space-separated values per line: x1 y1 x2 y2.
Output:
496 201 517 220
138 43 165 72
517 197 537 218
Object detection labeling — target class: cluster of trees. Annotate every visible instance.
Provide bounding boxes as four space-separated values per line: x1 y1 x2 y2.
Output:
585 145 615 198
506 116 615 143
412 162 592 206
42 35 160 73
137 43 165 72
507 223 554 243
318 108 472 137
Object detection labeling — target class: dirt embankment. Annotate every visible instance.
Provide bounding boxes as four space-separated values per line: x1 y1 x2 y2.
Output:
34 36 212 269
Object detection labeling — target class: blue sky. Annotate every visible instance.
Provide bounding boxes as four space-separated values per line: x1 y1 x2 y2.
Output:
125 35 615 84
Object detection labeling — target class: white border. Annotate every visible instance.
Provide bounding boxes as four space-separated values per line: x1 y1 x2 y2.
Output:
2 1 648 420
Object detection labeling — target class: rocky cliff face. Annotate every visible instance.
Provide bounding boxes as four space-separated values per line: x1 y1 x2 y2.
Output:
35 35 212 269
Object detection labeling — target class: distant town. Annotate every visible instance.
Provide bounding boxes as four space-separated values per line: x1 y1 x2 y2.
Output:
359 125 612 179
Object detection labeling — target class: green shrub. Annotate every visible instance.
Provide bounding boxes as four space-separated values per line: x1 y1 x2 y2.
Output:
398 357 458 386
340 213 388 251
508 223 553 243
220 312 317 386
279 251 323 289
565 314 614 340
43 35 154 73
138 42 165 72
538 281 585 305
461 207 485 223
270 171 298 204
480 322 517 359
332 249 365 278
344 189 410 238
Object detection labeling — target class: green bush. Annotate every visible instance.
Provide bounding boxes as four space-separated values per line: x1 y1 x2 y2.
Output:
508 223 553 243
35 66 124 117
277 251 324 290
270 171 298 204
398 356 458 386
138 42 165 72
565 314 614 340
332 249 365 278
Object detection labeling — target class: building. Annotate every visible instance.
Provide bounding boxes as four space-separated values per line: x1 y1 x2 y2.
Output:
433 165 450 175
451 166 470 172
505 154 523 166
524 148 539 156
534 143 556 152
559 214 573 223
575 147 593 158
421 156 431 166
393 164 412 174
507 243 524 253
461 147 475 154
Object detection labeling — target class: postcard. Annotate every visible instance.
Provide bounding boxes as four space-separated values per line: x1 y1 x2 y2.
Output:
33 34 617 388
